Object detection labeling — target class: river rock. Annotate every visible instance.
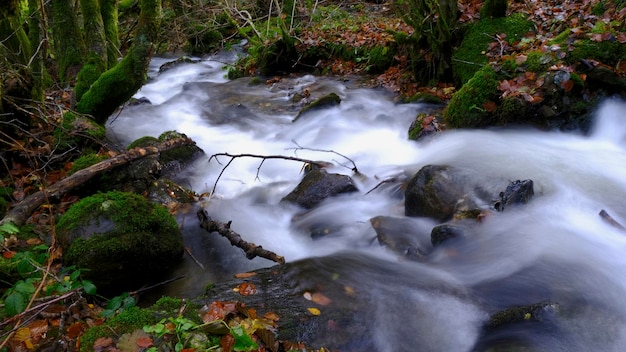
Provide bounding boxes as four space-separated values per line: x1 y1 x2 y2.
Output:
404 165 509 222
56 191 184 293
431 223 466 246
494 179 534 212
281 169 358 209
369 215 432 260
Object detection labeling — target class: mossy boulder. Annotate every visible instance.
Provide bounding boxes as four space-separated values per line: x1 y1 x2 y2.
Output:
444 65 499 128
281 169 358 209
128 131 204 177
56 191 183 292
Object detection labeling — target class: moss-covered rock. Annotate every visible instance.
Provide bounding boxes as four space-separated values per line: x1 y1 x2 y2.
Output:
52 112 106 151
452 14 534 85
444 64 499 128
56 191 183 292
292 92 341 122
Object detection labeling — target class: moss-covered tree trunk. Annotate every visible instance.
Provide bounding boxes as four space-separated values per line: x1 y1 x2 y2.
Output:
0 0 35 126
76 0 161 124
74 0 109 101
50 0 87 85
101 0 121 68
28 0 45 101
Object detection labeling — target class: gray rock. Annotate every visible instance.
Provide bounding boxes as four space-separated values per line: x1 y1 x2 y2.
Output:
281 169 358 209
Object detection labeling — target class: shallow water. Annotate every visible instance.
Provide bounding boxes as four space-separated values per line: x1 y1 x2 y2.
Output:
107 54 626 351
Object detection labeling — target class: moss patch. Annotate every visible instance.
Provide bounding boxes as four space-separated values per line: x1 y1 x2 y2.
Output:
452 13 534 85
444 64 499 128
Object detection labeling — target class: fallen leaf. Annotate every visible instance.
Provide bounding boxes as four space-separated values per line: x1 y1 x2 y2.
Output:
200 301 237 323
561 79 574 92
311 292 332 306
235 282 257 296
234 272 256 279
307 307 321 316
93 337 114 352
136 336 153 348
66 321 85 339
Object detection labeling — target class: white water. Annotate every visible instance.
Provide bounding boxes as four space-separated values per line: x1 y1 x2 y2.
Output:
107 55 626 351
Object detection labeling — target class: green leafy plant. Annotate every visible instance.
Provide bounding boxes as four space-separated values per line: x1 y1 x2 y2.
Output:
101 292 136 318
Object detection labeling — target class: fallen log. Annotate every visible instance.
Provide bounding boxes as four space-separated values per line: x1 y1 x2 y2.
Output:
197 208 285 264
0 136 198 227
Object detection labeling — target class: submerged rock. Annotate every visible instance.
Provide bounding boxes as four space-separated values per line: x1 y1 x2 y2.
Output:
281 169 358 209
56 191 184 293
404 165 509 222
370 215 432 260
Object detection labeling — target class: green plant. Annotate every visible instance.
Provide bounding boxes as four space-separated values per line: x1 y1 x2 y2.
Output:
101 291 136 318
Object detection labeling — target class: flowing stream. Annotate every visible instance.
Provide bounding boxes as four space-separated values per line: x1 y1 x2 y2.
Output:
106 53 626 351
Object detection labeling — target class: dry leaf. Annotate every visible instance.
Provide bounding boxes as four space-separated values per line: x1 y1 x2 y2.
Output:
311 292 332 306
234 272 257 279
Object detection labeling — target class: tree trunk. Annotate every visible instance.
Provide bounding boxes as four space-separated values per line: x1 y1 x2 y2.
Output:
101 0 121 68
75 0 161 123
74 0 109 101
28 0 45 101
50 0 87 85
0 0 35 128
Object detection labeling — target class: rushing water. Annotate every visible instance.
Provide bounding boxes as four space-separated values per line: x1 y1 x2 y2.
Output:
107 54 626 351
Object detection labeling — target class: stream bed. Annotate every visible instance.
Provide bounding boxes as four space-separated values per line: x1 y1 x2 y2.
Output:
106 53 626 351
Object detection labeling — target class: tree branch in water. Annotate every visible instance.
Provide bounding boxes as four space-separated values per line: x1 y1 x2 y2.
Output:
207 152 329 196
287 139 361 175
197 209 285 265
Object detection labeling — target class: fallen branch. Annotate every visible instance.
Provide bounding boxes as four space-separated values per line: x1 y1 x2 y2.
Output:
287 139 361 175
599 209 626 232
208 152 329 196
1 136 198 227
197 208 285 265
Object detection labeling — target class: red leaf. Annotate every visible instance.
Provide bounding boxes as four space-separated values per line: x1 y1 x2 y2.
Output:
3 251 15 259
561 79 574 92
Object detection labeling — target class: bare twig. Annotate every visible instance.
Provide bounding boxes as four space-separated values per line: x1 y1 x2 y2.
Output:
287 140 360 174
207 152 328 196
197 209 285 265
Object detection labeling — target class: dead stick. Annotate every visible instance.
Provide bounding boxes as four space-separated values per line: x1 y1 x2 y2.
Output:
599 209 626 231
0 136 198 227
197 209 285 265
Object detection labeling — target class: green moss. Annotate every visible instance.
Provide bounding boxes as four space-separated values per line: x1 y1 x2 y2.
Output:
80 306 158 352
69 153 108 175
152 296 183 312
452 13 534 85
525 51 549 72
444 64 499 128
293 93 341 121
74 55 107 102
127 136 159 149
567 39 626 67
53 112 106 151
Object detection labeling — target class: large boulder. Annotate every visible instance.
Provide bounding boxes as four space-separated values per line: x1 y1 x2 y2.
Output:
56 191 184 293
281 169 358 209
404 165 510 222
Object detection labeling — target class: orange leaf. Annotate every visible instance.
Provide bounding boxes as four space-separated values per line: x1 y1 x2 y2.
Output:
483 101 498 112
136 336 154 348
311 292 332 306
234 272 256 279
200 301 237 323
3 251 15 259
66 322 84 339
235 282 257 296
561 79 574 92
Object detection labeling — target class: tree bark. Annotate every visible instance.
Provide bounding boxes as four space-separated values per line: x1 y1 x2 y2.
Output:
50 0 87 84
100 0 120 68
76 0 161 123
0 136 197 227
